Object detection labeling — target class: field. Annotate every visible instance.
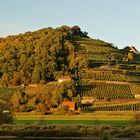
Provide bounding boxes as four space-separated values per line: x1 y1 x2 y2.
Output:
14 111 136 126
14 120 130 127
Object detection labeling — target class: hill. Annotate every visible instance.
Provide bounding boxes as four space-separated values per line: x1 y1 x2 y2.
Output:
0 25 140 113
0 25 127 86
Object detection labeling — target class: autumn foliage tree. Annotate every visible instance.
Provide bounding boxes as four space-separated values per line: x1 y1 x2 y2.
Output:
0 26 78 86
128 52 134 62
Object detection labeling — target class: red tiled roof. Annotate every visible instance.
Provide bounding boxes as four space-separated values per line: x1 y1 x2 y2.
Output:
62 101 75 109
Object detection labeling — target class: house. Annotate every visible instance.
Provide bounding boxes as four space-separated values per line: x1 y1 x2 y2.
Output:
62 101 75 110
28 84 38 87
135 94 140 99
81 97 95 105
129 46 139 54
3 110 10 114
58 76 71 83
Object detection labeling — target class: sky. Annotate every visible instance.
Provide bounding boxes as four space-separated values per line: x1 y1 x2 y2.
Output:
0 0 140 50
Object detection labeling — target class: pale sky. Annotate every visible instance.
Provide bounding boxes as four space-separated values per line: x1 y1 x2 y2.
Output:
0 0 140 50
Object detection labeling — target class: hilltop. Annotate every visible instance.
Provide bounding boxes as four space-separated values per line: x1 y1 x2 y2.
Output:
1 25 139 86
0 25 140 114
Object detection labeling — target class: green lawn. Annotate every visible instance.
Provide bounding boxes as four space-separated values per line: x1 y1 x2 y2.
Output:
13 111 136 127
14 119 130 127
15 111 134 120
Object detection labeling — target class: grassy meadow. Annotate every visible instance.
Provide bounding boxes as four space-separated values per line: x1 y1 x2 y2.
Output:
14 111 136 127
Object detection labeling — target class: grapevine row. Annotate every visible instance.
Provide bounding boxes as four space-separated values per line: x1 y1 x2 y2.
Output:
78 82 134 99
81 72 126 81
81 103 140 111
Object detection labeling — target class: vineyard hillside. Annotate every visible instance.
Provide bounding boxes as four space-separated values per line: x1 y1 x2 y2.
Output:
71 35 140 112
0 25 140 113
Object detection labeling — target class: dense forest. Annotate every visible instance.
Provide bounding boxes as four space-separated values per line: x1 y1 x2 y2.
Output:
0 26 88 86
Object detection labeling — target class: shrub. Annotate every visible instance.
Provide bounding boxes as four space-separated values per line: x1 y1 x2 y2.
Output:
132 112 140 125
54 105 69 115
0 112 13 124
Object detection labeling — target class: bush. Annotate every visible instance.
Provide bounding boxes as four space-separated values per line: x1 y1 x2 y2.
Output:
0 112 13 124
66 110 75 115
0 125 140 138
54 105 69 115
132 112 140 125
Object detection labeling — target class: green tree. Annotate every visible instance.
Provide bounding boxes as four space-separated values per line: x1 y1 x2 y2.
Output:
70 26 81 36
0 102 13 124
128 52 134 62
1 73 9 87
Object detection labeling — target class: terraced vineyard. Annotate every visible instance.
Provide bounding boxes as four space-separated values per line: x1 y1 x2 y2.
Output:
87 54 111 62
73 36 123 63
81 71 126 81
81 71 140 82
82 102 140 111
79 81 134 99
79 66 140 111
85 43 116 53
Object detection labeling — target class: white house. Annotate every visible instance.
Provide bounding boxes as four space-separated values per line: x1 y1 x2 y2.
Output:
58 76 71 83
3 110 10 114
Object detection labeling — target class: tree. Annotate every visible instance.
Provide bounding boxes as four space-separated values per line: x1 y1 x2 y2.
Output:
132 112 140 125
69 26 81 36
0 102 13 124
51 88 63 107
11 72 22 86
128 52 134 62
67 89 73 98
73 94 81 108
1 73 9 87
36 103 47 114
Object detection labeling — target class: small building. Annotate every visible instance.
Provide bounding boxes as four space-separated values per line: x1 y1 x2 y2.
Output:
3 110 10 114
135 94 140 99
81 97 95 105
62 101 75 110
28 84 38 87
58 76 71 83
130 46 139 54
